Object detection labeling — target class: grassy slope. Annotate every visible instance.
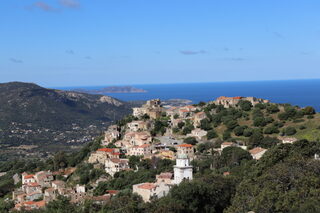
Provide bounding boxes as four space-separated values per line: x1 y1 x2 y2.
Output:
213 106 320 142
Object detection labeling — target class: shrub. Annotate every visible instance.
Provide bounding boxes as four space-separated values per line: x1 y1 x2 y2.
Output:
285 127 297 136
207 130 218 139
183 137 198 145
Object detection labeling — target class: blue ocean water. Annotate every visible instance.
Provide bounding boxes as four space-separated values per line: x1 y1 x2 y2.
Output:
59 79 320 111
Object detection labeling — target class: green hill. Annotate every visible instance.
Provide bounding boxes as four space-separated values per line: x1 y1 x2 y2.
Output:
0 82 133 159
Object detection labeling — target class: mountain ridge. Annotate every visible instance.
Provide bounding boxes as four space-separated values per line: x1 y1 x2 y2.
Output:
0 82 134 159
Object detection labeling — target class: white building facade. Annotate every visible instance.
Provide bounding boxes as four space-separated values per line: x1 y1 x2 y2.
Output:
173 154 193 184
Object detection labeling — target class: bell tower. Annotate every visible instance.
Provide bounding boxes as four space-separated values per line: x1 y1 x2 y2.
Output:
173 154 193 184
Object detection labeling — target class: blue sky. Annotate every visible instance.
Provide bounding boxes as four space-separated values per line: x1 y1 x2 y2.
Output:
1 0 320 87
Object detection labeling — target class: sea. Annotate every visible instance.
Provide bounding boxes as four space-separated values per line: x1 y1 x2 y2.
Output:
59 79 320 112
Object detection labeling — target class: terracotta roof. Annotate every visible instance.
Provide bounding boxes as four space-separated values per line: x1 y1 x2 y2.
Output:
106 190 119 195
137 183 156 190
111 152 121 155
157 172 173 179
185 105 196 109
223 172 230 176
249 147 267 155
195 111 206 116
24 174 34 179
21 200 46 208
45 187 55 192
24 201 36 205
35 200 46 208
217 96 243 100
179 109 189 113
222 142 235 146
27 182 40 187
178 144 193 148
97 148 114 153
63 167 76 176
27 191 42 196
138 144 151 148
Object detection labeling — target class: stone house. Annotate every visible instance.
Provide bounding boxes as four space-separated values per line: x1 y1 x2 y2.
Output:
105 158 130 176
166 107 179 118
176 144 194 160
133 99 162 119
156 172 173 184
214 96 269 108
34 171 53 188
14 200 46 211
193 111 207 126
132 181 171 202
88 148 120 164
125 131 152 146
221 142 236 150
127 144 152 156
133 107 147 117
102 130 120 145
179 109 190 118
127 121 150 132
22 182 42 194
249 147 267 160
22 173 35 185
52 180 66 190
188 128 207 140
25 191 43 201
114 140 131 150
44 188 57 202
154 150 175 160
280 137 298 144
171 118 184 127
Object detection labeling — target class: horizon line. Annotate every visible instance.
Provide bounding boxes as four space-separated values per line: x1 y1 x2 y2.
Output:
49 78 320 89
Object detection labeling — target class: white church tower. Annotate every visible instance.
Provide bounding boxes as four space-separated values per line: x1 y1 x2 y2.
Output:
173 154 193 184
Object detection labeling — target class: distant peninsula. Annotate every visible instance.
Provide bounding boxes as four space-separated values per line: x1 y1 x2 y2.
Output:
75 86 147 94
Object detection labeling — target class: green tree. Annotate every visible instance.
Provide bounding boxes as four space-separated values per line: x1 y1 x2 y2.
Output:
238 100 253 111
184 137 198 145
207 130 218 139
220 146 252 168
303 106 316 115
285 126 297 136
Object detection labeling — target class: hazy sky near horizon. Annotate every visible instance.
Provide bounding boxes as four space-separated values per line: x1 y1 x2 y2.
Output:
1 0 320 87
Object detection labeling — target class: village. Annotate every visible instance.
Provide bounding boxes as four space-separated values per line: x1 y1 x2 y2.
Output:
10 97 299 211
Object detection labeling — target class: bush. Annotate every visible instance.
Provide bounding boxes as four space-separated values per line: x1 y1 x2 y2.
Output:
243 128 253 137
264 125 279 134
225 120 238 130
255 103 266 109
234 126 246 136
183 137 198 145
238 100 253 111
177 122 185 129
253 117 267 127
303 106 316 115
285 127 297 136
223 130 231 140
207 130 218 139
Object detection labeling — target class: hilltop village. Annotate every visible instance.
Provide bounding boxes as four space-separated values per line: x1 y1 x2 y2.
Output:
5 96 319 212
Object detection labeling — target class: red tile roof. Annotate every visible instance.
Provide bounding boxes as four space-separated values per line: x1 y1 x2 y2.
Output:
221 142 235 146
97 148 114 153
28 182 40 187
217 96 243 100
249 147 266 155
138 144 151 148
24 174 34 179
137 183 156 190
178 144 193 148
157 172 173 179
